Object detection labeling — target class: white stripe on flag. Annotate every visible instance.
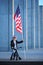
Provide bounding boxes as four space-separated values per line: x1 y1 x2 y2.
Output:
16 21 21 25
16 24 19 28
15 16 21 21
16 28 22 33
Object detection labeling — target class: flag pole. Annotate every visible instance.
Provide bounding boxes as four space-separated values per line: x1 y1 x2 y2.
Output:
12 0 14 37
26 0 28 51
22 27 23 40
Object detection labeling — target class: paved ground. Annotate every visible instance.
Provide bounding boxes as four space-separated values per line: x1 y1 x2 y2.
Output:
0 59 43 62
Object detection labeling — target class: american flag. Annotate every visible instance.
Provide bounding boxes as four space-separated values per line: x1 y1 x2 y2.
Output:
14 5 22 33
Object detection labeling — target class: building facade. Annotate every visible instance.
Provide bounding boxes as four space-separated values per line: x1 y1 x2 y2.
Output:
0 0 43 51
0 0 43 60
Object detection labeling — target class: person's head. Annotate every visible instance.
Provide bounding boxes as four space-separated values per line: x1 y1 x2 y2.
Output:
13 36 17 41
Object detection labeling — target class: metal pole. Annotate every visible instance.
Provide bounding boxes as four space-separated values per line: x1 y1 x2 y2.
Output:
38 6 40 49
34 0 35 49
12 0 14 37
26 0 28 50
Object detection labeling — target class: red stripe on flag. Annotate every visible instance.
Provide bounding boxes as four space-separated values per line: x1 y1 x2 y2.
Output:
16 26 22 30
16 27 22 33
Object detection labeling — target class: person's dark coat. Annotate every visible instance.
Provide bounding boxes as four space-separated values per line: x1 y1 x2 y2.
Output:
11 40 23 49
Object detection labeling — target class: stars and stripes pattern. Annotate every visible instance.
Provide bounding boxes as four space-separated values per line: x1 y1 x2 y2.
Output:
14 5 22 33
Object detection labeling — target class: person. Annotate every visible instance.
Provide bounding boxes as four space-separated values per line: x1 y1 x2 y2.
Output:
10 36 23 60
